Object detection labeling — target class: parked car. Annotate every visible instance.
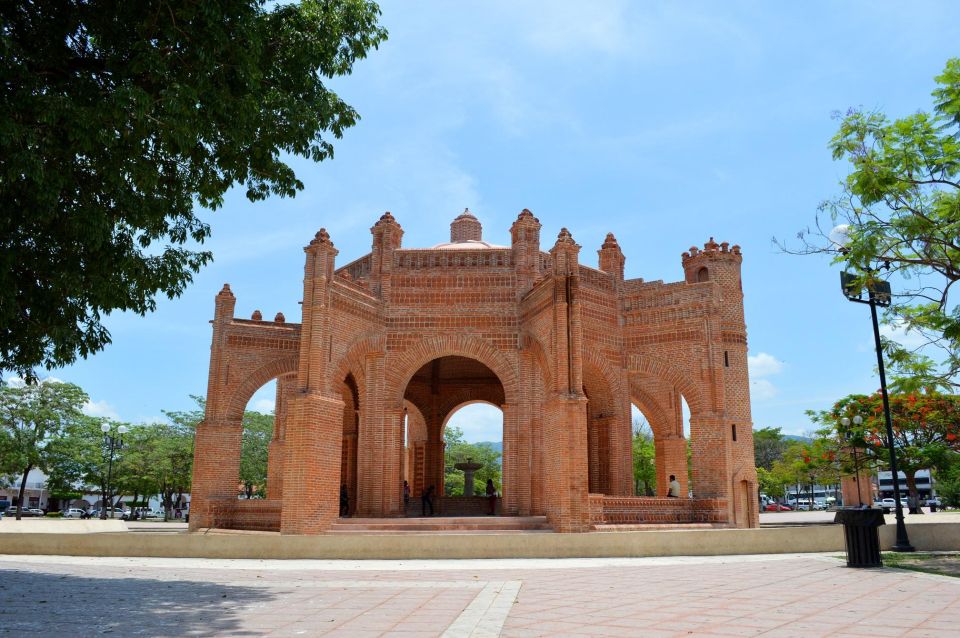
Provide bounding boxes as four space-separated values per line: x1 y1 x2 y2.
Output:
764 502 792 511
62 508 86 518
876 498 909 513
90 507 126 518
29 508 45 516
4 506 39 517
926 497 944 508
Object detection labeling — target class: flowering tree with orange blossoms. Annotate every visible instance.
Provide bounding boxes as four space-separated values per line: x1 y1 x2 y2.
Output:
810 391 960 508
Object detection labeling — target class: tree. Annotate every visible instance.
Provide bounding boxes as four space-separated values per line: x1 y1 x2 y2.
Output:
140 420 195 520
786 58 960 389
239 411 274 498
45 413 112 509
754 426 788 471
443 425 502 496
0 380 87 519
810 391 960 508
0 1 387 379
631 418 656 496
936 453 960 508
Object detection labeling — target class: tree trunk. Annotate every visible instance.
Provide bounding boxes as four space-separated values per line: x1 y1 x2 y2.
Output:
15 464 33 520
905 471 921 515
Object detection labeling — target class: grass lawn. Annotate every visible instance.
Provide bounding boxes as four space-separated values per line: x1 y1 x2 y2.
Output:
882 552 960 578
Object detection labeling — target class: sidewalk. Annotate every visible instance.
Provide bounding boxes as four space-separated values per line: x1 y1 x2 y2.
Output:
1 553 957 637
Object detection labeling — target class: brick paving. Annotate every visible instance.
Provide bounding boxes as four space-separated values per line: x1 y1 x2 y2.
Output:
0 553 958 637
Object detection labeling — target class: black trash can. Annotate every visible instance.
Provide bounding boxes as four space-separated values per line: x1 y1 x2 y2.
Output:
834 508 885 567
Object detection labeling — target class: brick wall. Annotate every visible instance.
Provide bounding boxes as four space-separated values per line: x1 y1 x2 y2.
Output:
191 211 757 534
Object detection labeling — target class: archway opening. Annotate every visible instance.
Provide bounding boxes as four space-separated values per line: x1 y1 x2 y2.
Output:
628 378 693 499
630 404 656 496
339 373 360 517
443 402 503 497
401 355 505 516
239 379 280 500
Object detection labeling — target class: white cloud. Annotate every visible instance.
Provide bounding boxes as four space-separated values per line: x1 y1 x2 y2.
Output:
749 352 784 402
879 320 929 351
748 352 784 378
751 379 778 401
83 399 120 420
446 403 503 443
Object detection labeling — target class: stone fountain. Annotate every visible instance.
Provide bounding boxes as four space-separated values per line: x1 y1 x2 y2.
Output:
454 457 483 496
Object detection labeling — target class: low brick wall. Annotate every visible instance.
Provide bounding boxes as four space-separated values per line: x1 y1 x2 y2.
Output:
209 499 281 532
436 496 499 516
590 495 729 525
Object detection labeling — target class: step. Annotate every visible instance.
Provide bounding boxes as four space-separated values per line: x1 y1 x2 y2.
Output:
326 528 555 535
328 515 553 533
590 522 724 532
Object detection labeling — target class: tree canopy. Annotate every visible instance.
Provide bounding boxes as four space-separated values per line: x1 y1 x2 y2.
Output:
0 1 387 379
788 58 960 389
0 380 87 518
809 390 960 503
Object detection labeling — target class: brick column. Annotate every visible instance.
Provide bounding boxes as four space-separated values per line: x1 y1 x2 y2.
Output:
280 391 344 534
266 376 295 500
190 419 242 529
189 284 239 531
381 405 404 516
689 413 732 507
500 403 519 515
356 351 385 516
543 395 590 532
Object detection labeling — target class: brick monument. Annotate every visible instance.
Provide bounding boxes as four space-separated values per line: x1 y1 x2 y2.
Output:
190 209 759 533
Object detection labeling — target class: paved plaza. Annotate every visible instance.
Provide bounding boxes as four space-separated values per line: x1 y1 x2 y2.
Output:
1 552 958 637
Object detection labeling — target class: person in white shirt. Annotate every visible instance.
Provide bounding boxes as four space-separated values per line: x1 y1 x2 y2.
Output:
668 475 681 498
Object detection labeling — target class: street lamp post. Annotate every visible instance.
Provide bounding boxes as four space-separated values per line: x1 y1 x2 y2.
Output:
840 271 914 552
99 423 128 520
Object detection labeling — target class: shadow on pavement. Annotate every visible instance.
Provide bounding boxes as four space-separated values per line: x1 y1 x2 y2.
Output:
0 568 275 636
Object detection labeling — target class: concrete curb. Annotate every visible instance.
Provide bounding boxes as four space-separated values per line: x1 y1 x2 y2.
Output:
1 523 955 560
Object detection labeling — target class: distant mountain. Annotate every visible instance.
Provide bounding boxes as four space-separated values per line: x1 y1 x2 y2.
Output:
784 435 812 443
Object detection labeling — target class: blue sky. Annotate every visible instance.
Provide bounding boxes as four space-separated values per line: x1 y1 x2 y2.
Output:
46 1 960 442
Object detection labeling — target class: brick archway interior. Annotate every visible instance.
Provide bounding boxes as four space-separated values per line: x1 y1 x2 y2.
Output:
401 356 505 514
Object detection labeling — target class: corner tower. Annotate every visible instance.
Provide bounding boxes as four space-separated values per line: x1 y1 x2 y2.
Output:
682 238 757 526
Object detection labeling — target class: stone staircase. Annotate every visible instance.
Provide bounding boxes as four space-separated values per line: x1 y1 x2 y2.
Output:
328 515 554 534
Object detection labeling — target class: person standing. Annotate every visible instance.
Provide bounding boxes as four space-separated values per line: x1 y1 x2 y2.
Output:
485 479 497 515
403 480 411 514
421 485 435 517
339 485 350 517
668 475 681 498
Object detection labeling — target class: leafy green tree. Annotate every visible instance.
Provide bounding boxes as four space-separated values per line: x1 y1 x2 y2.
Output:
443 425 502 496
45 414 111 508
0 1 387 379
756 466 790 503
111 424 164 512
240 411 274 498
631 418 656 496
140 420 195 520
810 391 960 508
789 58 960 389
754 427 788 471
936 453 960 508
0 380 87 518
